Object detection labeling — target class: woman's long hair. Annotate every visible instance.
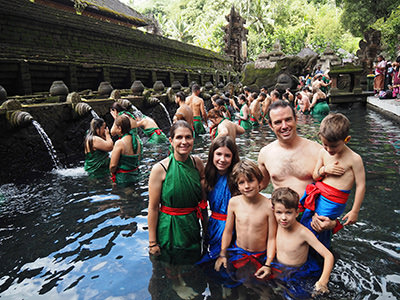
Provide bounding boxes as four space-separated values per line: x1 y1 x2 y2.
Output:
205 136 239 192
85 118 105 153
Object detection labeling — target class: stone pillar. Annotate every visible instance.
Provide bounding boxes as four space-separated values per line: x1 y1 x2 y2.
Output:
69 65 78 92
169 72 175 86
130 69 136 83
19 61 32 95
151 71 157 87
102 67 110 82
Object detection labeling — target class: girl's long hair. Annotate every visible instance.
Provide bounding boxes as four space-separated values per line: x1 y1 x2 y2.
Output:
205 136 239 192
85 118 105 153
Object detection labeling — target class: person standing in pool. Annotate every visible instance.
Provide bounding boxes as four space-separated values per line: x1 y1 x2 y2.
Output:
208 109 245 141
84 118 113 178
134 113 168 144
237 94 252 131
110 115 141 185
147 120 208 298
186 84 207 135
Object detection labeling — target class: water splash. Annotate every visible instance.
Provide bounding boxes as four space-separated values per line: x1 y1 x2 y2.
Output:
158 102 172 126
90 110 99 119
32 120 62 169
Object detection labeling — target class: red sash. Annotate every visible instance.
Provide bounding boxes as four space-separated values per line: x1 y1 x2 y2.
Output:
111 166 139 183
231 251 265 269
211 211 227 221
249 115 256 122
160 200 208 220
301 181 349 212
150 128 162 136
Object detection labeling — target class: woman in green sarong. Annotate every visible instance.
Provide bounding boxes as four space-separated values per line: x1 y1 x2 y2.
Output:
110 115 141 185
148 120 208 264
84 118 113 178
135 113 168 144
237 94 252 130
110 102 140 137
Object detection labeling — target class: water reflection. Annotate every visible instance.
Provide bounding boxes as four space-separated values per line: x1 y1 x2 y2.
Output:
0 105 399 299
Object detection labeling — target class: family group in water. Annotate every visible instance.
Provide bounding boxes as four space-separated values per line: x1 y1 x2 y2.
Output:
83 83 365 299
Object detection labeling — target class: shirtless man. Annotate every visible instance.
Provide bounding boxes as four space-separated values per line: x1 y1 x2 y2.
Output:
186 84 207 135
310 75 330 109
174 91 193 128
207 108 245 141
258 100 336 232
270 90 280 103
249 92 265 126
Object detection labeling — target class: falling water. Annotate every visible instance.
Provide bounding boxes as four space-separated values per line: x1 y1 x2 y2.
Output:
158 102 172 126
32 120 62 169
91 109 99 119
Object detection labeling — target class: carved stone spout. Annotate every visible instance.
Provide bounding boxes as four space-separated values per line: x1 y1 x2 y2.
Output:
74 102 93 116
8 110 33 128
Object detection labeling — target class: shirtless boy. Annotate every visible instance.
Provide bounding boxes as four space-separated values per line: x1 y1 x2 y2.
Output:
215 160 276 281
186 84 207 134
174 91 194 128
300 113 366 247
272 187 334 295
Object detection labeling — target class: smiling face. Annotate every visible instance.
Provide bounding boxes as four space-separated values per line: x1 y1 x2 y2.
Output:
213 146 233 174
269 106 297 142
320 136 346 156
169 126 194 157
273 202 298 229
236 174 260 198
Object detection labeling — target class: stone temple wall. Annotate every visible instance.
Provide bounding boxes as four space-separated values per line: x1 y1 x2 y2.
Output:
0 0 233 96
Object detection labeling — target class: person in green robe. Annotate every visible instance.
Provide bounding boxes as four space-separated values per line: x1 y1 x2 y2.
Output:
84 118 113 178
135 113 168 144
237 94 252 130
148 120 208 263
147 120 208 298
110 115 141 185
110 102 140 137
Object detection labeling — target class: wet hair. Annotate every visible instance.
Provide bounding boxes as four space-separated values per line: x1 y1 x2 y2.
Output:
215 98 225 107
267 100 296 124
115 115 131 135
111 102 125 112
170 120 193 139
224 92 231 98
85 117 105 152
319 113 350 142
238 94 247 103
271 187 299 210
251 92 258 99
207 108 223 119
259 92 266 98
261 86 268 91
244 86 251 92
192 84 200 92
205 136 240 192
271 90 280 99
230 160 263 195
176 91 186 102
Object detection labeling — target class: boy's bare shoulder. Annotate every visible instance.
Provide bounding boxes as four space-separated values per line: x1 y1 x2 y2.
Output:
228 195 242 206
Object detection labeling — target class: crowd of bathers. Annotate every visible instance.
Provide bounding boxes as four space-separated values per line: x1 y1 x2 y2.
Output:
82 81 365 298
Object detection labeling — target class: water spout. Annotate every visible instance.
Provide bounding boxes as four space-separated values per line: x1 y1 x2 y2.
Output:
91 110 99 119
8 110 33 128
158 102 172 126
32 120 62 169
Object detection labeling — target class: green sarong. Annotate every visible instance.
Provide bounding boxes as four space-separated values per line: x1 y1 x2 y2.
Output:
142 127 168 144
311 101 330 116
239 106 252 130
193 116 206 135
157 154 202 264
113 153 140 185
84 150 110 178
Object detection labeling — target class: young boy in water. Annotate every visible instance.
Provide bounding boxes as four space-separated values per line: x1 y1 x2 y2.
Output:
300 113 366 247
272 187 334 295
215 160 277 282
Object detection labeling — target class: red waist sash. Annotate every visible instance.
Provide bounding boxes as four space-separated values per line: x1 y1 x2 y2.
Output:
111 166 139 182
302 181 349 212
249 115 257 122
211 211 227 221
160 200 208 220
150 128 162 136
193 116 202 122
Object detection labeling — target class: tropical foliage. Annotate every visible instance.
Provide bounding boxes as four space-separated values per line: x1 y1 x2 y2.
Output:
130 0 398 60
